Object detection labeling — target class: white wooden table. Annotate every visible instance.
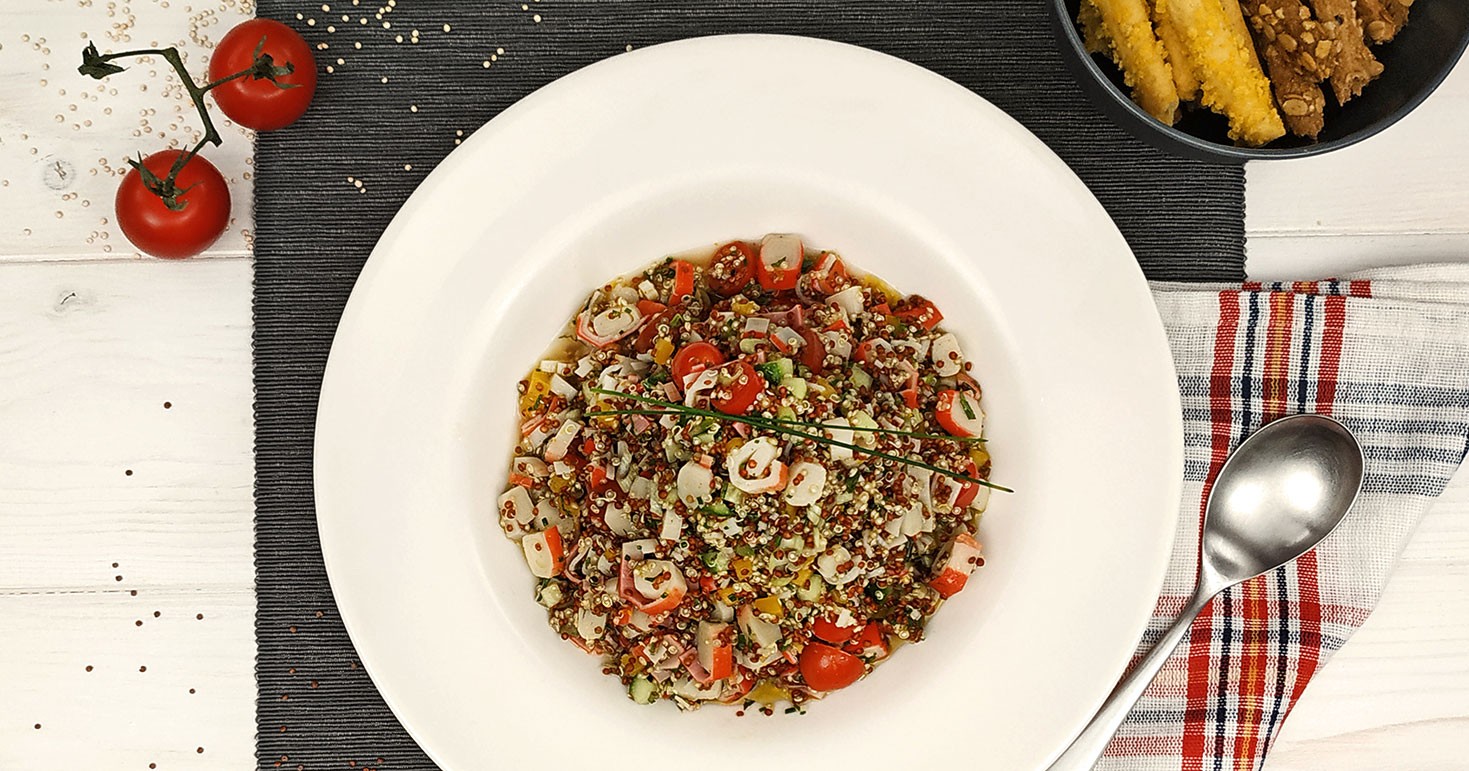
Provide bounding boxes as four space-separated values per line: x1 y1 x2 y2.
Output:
1 3 1466 768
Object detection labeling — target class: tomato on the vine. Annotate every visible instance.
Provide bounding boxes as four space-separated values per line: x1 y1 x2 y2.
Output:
208 18 317 131
115 150 231 259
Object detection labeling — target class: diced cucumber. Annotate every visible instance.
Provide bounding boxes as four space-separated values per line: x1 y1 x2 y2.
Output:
850 366 872 390
781 376 808 400
777 405 798 423
629 675 657 705
758 359 793 384
702 499 732 518
700 549 731 573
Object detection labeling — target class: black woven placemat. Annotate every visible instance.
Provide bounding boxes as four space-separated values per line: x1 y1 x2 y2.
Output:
253 2 1246 768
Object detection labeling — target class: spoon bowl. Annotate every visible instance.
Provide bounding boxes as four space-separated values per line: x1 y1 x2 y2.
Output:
1049 414 1364 770
1200 415 1365 592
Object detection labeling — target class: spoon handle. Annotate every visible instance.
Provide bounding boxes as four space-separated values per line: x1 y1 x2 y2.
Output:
1047 589 1213 771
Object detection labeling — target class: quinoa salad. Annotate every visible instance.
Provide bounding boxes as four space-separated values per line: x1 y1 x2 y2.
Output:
500 234 997 713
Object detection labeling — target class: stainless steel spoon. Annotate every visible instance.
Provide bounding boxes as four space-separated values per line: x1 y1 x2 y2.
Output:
1048 414 1365 771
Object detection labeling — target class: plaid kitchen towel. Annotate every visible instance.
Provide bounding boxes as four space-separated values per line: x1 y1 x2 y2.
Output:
1099 264 1469 770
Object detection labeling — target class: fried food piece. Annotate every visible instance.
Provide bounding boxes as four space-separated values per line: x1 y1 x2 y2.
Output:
1259 40 1329 136
1356 0 1412 44
1159 0 1285 145
1153 0 1202 101
1087 0 1182 123
1243 0 1336 137
1245 0 1340 79
1306 0 1385 103
1080 0 1112 54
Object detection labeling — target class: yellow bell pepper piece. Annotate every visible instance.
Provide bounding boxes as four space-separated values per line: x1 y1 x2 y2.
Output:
519 371 552 415
752 596 783 618
732 558 754 581
746 680 790 707
653 338 675 366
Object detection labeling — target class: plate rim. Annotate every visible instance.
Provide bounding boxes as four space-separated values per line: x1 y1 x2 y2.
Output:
313 32 1183 769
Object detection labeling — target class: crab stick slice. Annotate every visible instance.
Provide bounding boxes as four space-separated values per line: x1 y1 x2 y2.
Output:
934 390 984 438
696 621 735 682
522 527 566 578
929 532 984 599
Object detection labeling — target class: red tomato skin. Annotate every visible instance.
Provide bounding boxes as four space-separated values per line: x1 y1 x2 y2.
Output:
811 617 856 644
671 341 726 386
634 307 676 353
208 18 317 131
115 150 231 259
894 297 944 331
707 242 757 296
799 328 826 375
711 360 762 415
799 643 864 691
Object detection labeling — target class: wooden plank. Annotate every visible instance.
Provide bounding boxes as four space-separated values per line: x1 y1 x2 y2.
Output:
0 0 255 262
0 588 254 771
0 259 253 592
1247 55 1469 242
1246 233 1469 282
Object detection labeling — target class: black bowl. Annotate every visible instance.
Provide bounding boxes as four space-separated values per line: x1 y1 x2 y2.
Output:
1051 0 1469 161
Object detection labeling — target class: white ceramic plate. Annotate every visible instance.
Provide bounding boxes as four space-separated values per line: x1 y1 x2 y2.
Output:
315 34 1181 771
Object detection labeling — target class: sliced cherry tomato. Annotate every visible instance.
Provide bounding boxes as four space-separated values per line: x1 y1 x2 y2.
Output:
811 617 857 644
671 341 726 386
707 241 757 296
799 643 864 692
894 296 944 331
116 150 231 259
634 306 677 353
799 328 826 375
670 260 696 303
636 299 667 317
208 19 317 131
844 624 890 659
711 360 762 415
755 234 803 292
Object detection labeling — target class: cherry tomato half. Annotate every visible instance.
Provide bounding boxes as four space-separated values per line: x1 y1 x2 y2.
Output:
115 150 231 259
706 241 757 296
208 18 317 131
711 360 762 416
634 306 677 353
799 643 864 692
671 341 725 387
894 295 944 331
811 617 857 644
799 328 826 376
